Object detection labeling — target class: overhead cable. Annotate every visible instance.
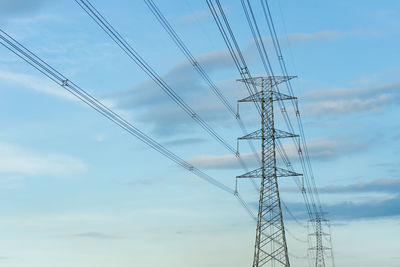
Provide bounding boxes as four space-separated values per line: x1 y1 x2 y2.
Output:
0 29 260 220
239 0 321 217
144 0 263 192
75 0 237 156
260 0 323 214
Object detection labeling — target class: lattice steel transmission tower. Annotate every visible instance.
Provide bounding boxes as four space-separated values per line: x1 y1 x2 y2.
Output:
308 213 335 267
236 76 301 267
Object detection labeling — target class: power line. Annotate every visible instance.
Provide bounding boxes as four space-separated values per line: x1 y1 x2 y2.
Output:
74 1 273 208
239 0 322 219
75 0 237 156
207 2 327 263
282 200 307 228
205 0 262 115
145 0 235 117
286 228 307 243
260 0 324 215
255 2 335 265
0 0 326 262
0 28 257 220
144 0 264 193
207 0 318 223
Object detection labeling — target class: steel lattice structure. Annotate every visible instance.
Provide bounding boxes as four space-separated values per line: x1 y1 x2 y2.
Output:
308 213 334 267
237 76 301 267
1 0 338 265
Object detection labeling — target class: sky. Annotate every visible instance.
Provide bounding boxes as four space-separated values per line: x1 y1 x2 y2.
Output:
0 0 400 266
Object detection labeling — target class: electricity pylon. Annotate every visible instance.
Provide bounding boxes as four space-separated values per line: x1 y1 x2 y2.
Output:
236 76 301 267
308 213 335 267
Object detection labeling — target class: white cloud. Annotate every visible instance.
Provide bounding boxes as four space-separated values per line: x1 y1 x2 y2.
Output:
7 14 61 25
178 9 211 24
281 136 368 161
0 0 50 18
0 70 75 100
0 142 86 176
257 30 381 47
316 177 400 194
374 9 397 18
286 30 345 43
73 231 119 239
186 136 365 169
94 134 106 143
108 49 243 136
187 152 258 170
301 80 400 116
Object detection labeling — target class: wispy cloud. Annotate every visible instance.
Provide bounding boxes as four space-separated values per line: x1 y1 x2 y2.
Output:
123 176 162 187
317 177 400 194
287 29 380 44
283 177 400 194
178 9 210 24
186 136 366 169
323 194 400 220
283 193 400 220
108 49 242 136
73 231 119 240
301 80 400 116
0 213 117 228
0 0 50 18
0 142 86 176
162 137 206 147
112 49 233 108
256 30 380 47
0 70 132 121
286 30 345 43
283 177 400 220
284 136 368 161
187 152 258 170
7 14 61 25
374 9 397 18
0 70 75 100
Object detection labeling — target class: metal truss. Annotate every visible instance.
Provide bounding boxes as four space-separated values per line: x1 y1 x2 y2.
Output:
307 213 335 267
238 128 299 140
236 76 301 267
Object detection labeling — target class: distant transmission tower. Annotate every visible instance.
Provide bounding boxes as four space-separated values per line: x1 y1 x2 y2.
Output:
308 213 335 267
236 76 301 267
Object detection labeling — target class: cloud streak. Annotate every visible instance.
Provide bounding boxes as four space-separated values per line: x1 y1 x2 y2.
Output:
283 178 400 220
0 70 75 100
324 194 400 220
186 136 366 169
286 30 345 44
0 142 86 176
301 80 400 116
283 194 400 221
284 30 379 45
317 177 400 194
178 9 211 24
73 231 119 240
107 31 394 136
108 49 242 136
255 29 379 48
0 0 50 18
187 152 258 170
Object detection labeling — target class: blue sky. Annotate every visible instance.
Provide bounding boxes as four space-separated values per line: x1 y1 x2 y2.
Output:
0 0 399 266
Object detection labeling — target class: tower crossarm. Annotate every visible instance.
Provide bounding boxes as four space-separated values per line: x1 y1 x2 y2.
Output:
238 90 297 103
308 232 331 236
238 128 299 140
237 167 302 178
237 75 296 87
275 129 299 139
308 246 333 251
